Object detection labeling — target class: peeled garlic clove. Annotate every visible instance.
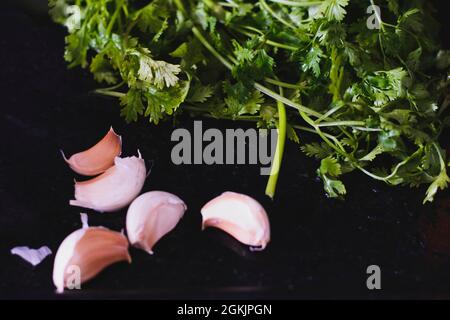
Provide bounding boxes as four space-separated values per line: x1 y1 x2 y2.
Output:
201 192 270 250
62 127 122 176
53 227 131 293
70 153 146 212
126 191 187 254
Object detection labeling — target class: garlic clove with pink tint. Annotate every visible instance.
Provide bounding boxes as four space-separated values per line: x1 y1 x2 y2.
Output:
126 191 187 254
52 216 131 293
62 127 122 176
70 152 146 212
201 192 270 250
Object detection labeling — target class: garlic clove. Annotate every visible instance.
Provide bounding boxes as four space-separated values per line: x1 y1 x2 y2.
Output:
126 191 187 254
201 192 270 250
52 227 131 293
62 127 122 176
70 153 146 212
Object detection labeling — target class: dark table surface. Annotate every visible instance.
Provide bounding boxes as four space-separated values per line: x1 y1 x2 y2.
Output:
0 3 449 300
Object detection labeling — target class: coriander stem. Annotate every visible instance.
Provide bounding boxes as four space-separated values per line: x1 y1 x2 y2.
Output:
259 0 297 30
291 124 335 139
192 27 234 70
93 90 125 98
298 111 348 156
185 107 261 121
232 26 298 51
95 81 126 92
356 147 423 182
106 0 123 36
265 87 287 199
254 82 323 118
315 103 343 123
315 121 366 127
264 77 306 90
268 0 323 6
174 0 187 16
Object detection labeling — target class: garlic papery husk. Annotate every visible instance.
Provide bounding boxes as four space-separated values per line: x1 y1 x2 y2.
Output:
70 153 146 212
201 192 270 250
62 127 122 176
126 191 187 254
11 246 52 266
52 227 131 293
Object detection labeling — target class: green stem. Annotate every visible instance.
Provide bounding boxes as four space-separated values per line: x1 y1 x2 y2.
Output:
254 82 323 118
106 0 123 36
192 27 234 70
264 77 306 90
265 87 287 199
291 124 336 139
232 26 298 51
94 90 125 98
356 147 423 182
315 103 343 123
315 121 366 127
259 0 296 30
174 0 187 15
183 105 261 121
299 111 348 156
268 0 323 6
95 81 126 92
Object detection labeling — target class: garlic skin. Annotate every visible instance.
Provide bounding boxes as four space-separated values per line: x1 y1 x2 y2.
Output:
201 192 270 250
62 127 122 176
70 153 146 212
53 227 131 293
11 246 52 266
126 191 187 254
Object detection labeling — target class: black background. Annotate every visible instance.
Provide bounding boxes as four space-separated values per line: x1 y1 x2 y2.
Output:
0 1 449 299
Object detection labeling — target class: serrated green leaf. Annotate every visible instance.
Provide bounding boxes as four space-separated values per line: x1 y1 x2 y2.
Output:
187 83 214 103
319 156 342 177
301 142 333 159
120 89 145 123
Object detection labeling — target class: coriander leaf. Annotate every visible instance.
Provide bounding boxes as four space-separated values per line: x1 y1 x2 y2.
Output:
398 8 423 33
49 0 67 24
320 156 342 177
128 48 181 89
423 145 450 203
317 157 347 198
90 53 118 84
258 105 277 128
231 40 275 84
144 79 190 124
319 0 349 22
286 124 300 144
120 89 145 123
64 30 89 68
187 83 214 103
359 144 384 161
170 39 205 69
223 81 264 117
321 175 347 198
424 166 450 203
387 0 399 15
301 46 323 77
64 5 82 33
301 142 333 159
240 90 264 115
406 47 422 72
136 0 169 40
